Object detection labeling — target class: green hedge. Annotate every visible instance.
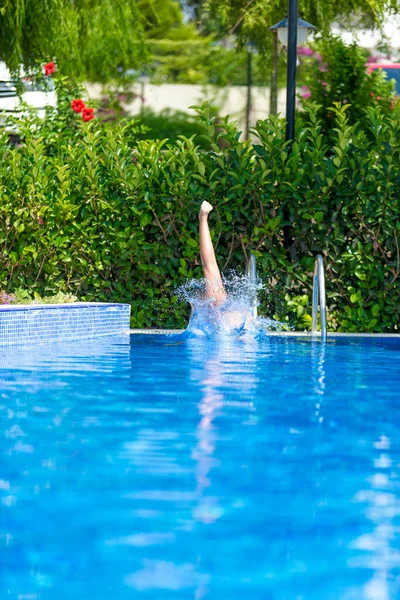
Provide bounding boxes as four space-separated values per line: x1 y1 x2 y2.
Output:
0 81 399 331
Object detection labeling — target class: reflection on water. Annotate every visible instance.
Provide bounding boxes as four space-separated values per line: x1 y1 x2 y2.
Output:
0 335 400 599
193 347 224 525
351 434 400 600
191 340 257 528
311 341 326 425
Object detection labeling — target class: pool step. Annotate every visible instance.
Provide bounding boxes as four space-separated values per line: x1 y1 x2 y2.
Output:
312 255 327 340
245 253 258 320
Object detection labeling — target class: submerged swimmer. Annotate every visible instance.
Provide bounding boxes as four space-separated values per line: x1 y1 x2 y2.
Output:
198 200 254 332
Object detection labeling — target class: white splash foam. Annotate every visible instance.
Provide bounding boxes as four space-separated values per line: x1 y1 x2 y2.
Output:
177 272 284 338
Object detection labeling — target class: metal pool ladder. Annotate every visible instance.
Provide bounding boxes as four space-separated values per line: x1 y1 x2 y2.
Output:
246 253 258 319
312 255 327 340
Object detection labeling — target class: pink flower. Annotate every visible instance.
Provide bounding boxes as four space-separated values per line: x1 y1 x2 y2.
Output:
297 46 314 56
301 85 311 100
314 53 323 63
370 92 375 97
322 81 328 87
376 96 381 101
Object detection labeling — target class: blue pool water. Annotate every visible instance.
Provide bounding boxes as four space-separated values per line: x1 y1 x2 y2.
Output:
1 334 400 599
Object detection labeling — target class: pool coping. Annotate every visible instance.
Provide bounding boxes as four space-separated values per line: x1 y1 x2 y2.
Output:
0 302 124 312
129 329 399 337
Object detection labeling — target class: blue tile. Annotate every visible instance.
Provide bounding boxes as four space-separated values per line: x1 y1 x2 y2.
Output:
0 303 131 347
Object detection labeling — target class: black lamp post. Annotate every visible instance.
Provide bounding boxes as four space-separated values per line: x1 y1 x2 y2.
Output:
270 2 316 257
270 2 316 143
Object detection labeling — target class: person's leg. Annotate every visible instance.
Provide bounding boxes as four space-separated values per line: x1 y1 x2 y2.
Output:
199 201 227 306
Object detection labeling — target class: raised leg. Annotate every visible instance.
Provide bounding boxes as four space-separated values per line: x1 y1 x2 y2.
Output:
199 201 227 306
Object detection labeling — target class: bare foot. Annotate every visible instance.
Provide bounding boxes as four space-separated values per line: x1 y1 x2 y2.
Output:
199 201 213 218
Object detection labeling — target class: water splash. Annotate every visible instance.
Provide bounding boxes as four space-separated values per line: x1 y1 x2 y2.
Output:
177 272 285 338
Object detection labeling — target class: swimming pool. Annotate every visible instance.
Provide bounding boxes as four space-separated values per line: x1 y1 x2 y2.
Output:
1 334 399 599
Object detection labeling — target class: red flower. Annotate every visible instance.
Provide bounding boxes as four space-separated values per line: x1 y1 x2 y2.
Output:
44 62 56 76
82 107 95 122
71 99 86 113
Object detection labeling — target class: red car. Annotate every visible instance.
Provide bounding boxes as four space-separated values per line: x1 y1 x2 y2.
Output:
367 63 400 95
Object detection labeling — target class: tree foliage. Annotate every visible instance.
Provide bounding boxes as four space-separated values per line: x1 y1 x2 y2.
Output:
147 39 270 84
139 0 198 39
0 0 146 80
186 0 400 48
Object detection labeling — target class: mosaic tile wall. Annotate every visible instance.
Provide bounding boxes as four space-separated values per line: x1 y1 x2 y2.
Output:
0 303 131 346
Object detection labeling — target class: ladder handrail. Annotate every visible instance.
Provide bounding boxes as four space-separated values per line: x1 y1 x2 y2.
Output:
246 253 258 319
312 254 327 340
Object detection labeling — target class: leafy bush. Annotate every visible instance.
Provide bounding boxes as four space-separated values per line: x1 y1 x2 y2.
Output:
0 76 399 332
298 36 397 139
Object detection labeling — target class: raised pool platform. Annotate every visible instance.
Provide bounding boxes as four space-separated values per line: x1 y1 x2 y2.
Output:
0 302 131 346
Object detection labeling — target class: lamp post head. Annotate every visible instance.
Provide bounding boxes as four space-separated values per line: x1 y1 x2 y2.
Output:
246 40 258 55
269 15 316 47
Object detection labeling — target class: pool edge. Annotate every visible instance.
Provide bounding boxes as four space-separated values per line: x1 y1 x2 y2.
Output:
129 329 399 338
